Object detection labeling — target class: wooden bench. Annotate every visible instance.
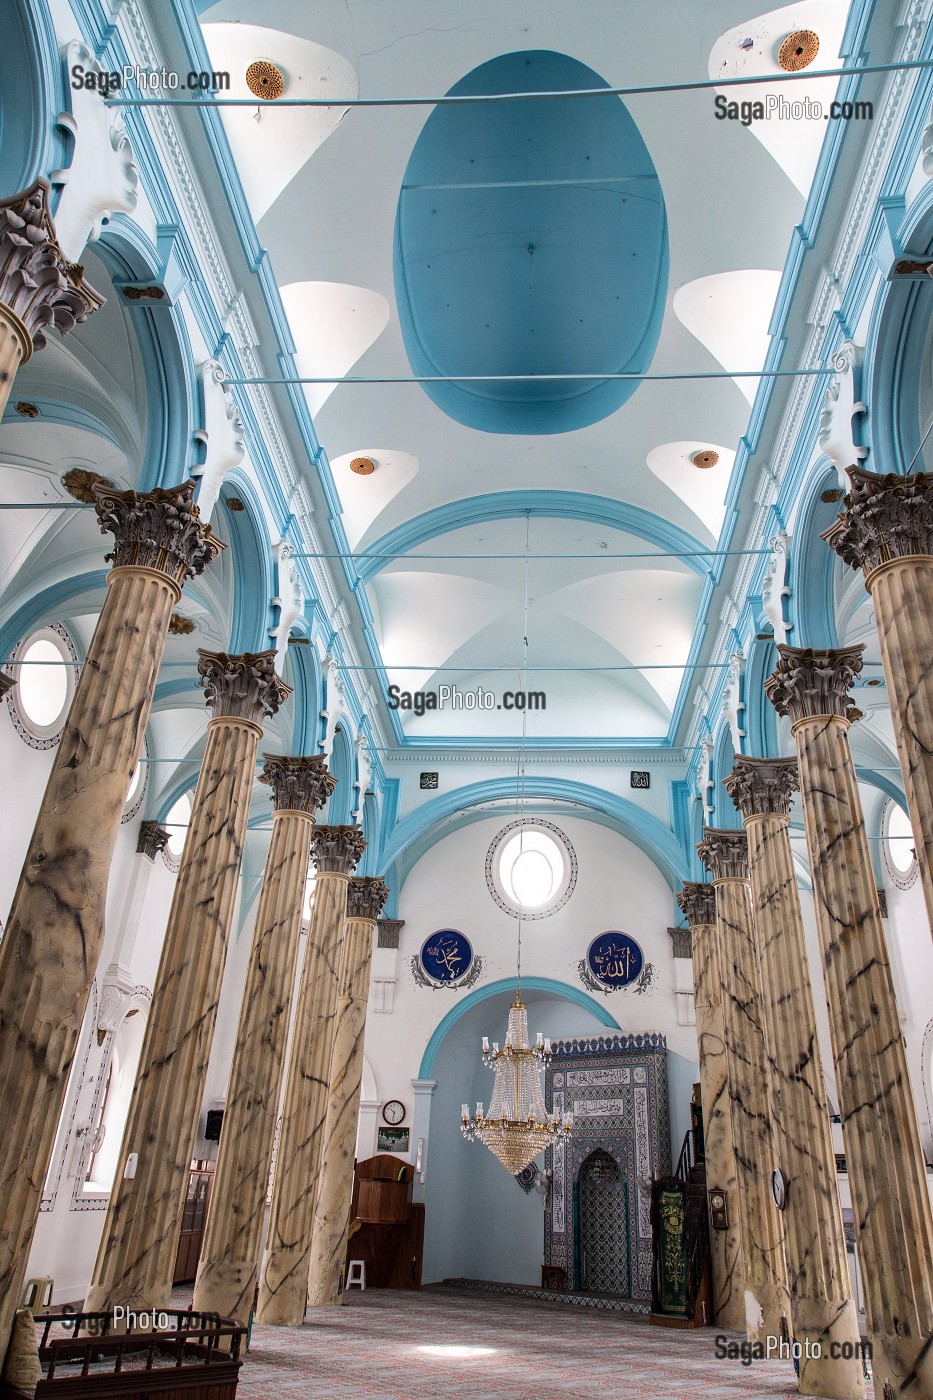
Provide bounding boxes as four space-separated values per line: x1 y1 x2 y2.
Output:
25 1309 245 1400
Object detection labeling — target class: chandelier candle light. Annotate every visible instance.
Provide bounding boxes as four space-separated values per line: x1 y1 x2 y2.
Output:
460 999 572 1174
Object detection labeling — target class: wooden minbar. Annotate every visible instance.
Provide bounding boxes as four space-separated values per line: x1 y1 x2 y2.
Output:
344 1155 424 1290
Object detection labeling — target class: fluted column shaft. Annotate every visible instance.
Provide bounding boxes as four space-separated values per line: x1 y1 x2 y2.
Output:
257 826 366 1326
192 756 336 1324
0 180 103 417
727 758 864 1399
307 877 390 1307
677 883 745 1332
86 652 289 1317
697 830 790 1347
823 469 933 936
0 484 220 1357
767 645 933 1400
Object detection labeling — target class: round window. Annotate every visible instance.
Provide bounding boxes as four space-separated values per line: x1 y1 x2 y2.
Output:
883 800 918 888
7 625 78 747
122 742 149 823
486 819 577 919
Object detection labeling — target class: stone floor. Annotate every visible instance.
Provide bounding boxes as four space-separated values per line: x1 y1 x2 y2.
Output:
235 1287 803 1400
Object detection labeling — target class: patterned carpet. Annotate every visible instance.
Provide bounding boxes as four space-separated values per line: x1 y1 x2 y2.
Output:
234 1287 803 1400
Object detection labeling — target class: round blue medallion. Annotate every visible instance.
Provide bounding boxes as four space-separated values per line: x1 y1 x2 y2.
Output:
420 929 474 984
587 932 643 989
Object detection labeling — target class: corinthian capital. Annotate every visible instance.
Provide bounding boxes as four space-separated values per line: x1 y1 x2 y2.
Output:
94 480 224 587
136 821 170 861
310 824 367 875
260 754 336 813
676 881 716 928
0 179 104 355
697 828 749 883
198 650 291 725
724 756 799 820
764 644 863 725
822 467 933 578
668 926 692 958
346 877 390 921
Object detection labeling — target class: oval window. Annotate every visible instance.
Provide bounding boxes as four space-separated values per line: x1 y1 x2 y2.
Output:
487 820 577 919
883 800 917 889
7 625 78 746
164 792 192 863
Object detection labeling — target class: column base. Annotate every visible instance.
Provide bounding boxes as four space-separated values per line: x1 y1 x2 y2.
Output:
792 1297 866 1400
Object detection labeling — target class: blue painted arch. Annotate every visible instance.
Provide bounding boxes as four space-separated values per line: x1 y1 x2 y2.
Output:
357 491 708 582
394 51 668 434
419 976 621 1078
1 0 65 196
378 777 689 890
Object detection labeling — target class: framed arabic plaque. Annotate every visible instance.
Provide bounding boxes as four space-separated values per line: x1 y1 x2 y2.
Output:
585 931 644 990
414 929 481 989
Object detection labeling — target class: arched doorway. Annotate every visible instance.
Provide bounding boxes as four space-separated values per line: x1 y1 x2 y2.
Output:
575 1149 630 1296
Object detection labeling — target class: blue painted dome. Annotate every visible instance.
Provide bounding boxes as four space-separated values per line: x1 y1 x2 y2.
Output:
394 51 668 435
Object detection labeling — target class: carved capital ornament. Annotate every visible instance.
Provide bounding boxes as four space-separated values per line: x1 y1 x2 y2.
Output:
0 179 104 356
94 480 224 588
260 754 336 814
377 918 405 949
764 643 863 725
724 756 799 820
136 821 170 861
822 467 933 579
676 881 716 928
346 877 391 922
197 649 291 725
697 828 749 883
668 926 693 958
310 824 367 875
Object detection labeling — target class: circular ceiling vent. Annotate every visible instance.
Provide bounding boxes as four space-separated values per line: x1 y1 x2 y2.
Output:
692 449 720 469
778 30 819 72
246 60 286 101
350 456 376 476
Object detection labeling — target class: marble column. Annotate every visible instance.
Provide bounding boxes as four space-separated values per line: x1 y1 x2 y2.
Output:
725 757 864 1399
696 829 790 1347
85 651 290 1317
307 876 390 1308
192 755 336 1324
823 468 933 936
0 180 103 417
676 881 745 1333
0 484 220 1357
257 825 366 1326
766 645 933 1400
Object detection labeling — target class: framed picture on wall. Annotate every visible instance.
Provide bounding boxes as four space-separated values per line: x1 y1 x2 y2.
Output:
377 1126 410 1154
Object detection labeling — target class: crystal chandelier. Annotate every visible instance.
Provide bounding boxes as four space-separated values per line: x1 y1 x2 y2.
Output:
460 519 572 1175
461 997 572 1174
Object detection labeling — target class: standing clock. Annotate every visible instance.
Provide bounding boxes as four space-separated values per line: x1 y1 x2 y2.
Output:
382 1099 405 1126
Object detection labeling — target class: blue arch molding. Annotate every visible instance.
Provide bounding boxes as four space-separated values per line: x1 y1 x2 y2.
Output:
357 491 708 582
379 777 689 890
1 1 66 196
418 976 621 1078
218 476 274 654
394 50 668 435
790 462 841 650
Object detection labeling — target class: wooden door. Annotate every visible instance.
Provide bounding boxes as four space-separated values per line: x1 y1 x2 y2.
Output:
173 1161 214 1284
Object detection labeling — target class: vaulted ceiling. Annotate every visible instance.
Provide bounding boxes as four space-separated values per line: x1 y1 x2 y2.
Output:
199 0 850 744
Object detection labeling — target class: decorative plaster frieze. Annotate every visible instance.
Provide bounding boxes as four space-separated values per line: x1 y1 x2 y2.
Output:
319 653 346 760
818 341 868 487
721 651 746 753
52 41 139 262
193 360 245 523
761 530 791 642
271 541 304 675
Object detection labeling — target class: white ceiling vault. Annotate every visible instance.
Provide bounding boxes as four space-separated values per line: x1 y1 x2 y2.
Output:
200 0 850 744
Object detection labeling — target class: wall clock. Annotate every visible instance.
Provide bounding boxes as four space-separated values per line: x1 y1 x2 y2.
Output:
382 1099 405 1126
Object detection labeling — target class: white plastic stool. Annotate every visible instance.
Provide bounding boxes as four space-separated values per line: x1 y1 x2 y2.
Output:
21 1277 54 1313
345 1260 366 1291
